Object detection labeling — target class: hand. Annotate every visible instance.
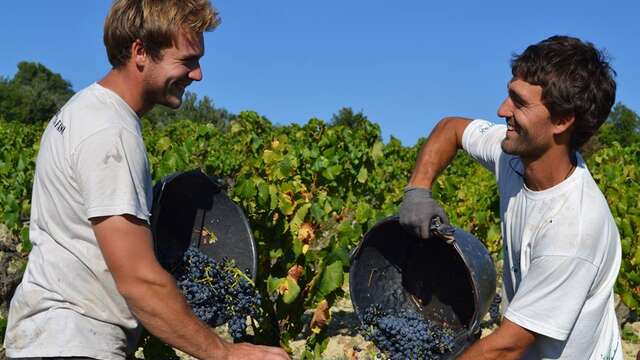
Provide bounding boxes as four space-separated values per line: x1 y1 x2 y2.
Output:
221 342 291 360
399 186 449 239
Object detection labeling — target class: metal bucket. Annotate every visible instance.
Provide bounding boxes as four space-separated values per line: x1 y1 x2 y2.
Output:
150 169 258 281
349 216 496 358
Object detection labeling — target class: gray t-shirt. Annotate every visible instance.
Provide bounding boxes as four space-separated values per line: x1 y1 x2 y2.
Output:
462 119 622 360
4 83 152 359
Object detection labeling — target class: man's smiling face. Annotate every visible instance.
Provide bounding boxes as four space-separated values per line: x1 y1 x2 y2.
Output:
143 30 205 109
497 78 557 160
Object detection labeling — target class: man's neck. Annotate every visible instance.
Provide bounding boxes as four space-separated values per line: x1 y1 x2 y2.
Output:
98 67 151 118
522 147 576 191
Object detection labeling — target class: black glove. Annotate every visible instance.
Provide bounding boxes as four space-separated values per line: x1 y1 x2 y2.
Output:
399 186 449 239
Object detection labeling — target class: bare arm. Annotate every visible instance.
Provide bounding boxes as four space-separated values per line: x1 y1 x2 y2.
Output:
92 215 289 360
407 117 472 188
457 319 536 360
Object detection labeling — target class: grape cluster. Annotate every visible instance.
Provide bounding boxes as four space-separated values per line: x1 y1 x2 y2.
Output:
360 305 456 360
488 293 502 325
176 247 262 340
478 293 503 329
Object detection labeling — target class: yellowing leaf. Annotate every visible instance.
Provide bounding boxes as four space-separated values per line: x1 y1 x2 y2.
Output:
278 191 297 215
156 136 172 152
371 141 384 160
356 166 368 183
282 277 301 304
263 149 282 164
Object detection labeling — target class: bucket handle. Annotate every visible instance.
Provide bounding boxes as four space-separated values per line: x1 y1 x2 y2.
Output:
429 216 456 244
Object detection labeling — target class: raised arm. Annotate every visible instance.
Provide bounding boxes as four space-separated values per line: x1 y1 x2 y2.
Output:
399 117 471 238
92 215 290 360
407 116 471 188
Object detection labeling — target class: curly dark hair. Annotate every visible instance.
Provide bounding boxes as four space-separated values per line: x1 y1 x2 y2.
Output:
511 35 617 149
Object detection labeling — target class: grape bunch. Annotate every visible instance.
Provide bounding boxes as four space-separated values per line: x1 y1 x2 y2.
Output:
360 305 456 360
481 293 502 328
488 293 502 325
175 247 262 340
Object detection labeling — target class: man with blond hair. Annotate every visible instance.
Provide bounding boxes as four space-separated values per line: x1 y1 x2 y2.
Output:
4 1 289 359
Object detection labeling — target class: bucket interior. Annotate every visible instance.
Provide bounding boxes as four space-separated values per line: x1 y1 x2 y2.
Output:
350 220 476 334
151 171 258 281
152 172 217 273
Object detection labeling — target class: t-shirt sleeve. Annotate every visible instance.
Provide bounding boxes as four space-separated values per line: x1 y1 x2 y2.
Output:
504 255 598 341
73 126 152 222
461 119 505 174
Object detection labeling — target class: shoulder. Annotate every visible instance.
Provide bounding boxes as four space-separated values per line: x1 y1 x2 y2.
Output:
462 119 506 146
63 84 123 121
61 84 141 148
461 119 509 174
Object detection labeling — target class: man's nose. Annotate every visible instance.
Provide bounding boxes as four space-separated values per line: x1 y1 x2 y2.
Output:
497 98 512 118
189 66 203 82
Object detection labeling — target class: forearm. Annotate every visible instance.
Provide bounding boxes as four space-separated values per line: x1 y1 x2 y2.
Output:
457 319 535 360
408 117 471 188
120 270 228 360
92 215 229 359
457 335 523 360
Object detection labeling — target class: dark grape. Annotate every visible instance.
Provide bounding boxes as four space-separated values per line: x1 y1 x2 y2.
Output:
360 305 456 360
489 294 502 324
176 247 262 340
481 293 502 329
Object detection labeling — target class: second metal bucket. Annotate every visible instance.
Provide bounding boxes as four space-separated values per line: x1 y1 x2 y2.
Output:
349 216 496 358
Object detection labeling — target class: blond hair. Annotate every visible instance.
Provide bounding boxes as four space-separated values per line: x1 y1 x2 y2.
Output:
103 0 220 68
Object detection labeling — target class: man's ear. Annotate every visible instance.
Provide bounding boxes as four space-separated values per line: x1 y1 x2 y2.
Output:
553 114 575 136
131 39 147 68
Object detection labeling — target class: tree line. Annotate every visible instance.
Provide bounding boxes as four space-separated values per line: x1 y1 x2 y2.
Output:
1 61 638 152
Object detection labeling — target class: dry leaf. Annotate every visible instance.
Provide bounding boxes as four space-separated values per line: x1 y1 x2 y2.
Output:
287 264 304 282
297 223 315 244
309 299 330 331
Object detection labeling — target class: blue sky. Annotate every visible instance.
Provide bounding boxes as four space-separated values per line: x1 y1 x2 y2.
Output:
1 1 638 146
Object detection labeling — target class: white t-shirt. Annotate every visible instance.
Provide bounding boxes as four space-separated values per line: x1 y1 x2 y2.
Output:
4 83 152 359
462 119 622 360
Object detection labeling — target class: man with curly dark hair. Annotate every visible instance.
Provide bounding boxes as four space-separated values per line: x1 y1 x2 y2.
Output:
400 35 621 359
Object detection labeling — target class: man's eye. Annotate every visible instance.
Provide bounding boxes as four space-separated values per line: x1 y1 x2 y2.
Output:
511 98 524 108
185 59 200 68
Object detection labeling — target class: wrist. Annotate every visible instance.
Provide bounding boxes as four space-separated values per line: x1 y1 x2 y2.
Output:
403 185 432 194
205 335 231 360
407 174 434 190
